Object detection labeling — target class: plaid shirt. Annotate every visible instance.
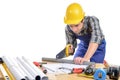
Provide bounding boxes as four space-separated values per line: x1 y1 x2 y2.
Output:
65 16 105 48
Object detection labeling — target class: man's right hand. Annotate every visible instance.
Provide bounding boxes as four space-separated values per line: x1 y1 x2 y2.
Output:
68 44 74 55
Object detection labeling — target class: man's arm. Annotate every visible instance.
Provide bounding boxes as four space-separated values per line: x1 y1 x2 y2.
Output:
84 42 98 60
65 25 77 53
74 42 99 64
79 16 104 64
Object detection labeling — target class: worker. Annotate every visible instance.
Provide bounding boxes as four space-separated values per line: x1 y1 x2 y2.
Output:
64 3 106 64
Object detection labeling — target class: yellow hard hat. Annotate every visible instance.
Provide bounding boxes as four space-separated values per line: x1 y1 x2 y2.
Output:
64 3 85 24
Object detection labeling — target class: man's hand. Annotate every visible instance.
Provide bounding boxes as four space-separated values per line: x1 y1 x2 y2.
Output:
74 57 88 64
68 44 74 55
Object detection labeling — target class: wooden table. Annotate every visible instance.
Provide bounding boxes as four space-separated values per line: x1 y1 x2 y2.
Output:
48 74 94 80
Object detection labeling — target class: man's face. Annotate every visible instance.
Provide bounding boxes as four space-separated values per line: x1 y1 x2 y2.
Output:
69 20 83 34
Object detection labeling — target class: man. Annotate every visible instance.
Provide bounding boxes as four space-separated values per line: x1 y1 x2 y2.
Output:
64 3 106 64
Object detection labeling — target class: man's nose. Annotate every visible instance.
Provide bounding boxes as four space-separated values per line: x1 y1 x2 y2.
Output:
72 27 78 32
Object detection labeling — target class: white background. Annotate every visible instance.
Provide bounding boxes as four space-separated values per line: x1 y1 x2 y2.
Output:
0 0 120 65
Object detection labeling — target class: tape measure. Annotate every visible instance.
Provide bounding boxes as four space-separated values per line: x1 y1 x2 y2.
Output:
94 68 106 80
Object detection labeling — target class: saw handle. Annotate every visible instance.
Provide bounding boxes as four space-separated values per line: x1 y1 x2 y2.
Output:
65 44 74 57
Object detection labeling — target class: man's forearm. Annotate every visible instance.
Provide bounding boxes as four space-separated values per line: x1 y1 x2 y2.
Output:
84 42 99 60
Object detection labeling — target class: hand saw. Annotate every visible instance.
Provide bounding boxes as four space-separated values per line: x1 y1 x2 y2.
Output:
56 44 74 59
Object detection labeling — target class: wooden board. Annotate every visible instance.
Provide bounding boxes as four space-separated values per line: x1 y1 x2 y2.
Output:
47 74 93 80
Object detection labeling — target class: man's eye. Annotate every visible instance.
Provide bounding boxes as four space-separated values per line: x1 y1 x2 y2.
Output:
75 24 79 27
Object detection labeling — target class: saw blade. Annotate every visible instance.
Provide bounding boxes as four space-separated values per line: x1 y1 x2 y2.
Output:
56 48 66 59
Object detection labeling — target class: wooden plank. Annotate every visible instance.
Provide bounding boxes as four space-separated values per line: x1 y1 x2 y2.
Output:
47 74 93 80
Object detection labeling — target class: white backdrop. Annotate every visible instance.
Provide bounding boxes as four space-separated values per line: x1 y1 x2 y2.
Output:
0 0 120 65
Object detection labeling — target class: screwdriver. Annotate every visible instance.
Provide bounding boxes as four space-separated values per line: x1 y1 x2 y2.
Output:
72 68 84 74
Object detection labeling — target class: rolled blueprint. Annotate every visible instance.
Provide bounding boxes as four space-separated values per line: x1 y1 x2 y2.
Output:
2 56 26 80
22 56 48 80
16 58 34 80
17 57 41 80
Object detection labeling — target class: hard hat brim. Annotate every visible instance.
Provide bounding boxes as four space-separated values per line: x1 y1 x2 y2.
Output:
64 13 85 25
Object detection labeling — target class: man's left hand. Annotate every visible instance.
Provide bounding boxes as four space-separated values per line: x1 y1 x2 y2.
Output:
80 58 89 64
